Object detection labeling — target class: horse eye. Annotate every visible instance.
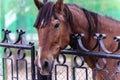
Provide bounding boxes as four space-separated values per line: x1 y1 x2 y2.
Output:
54 23 60 29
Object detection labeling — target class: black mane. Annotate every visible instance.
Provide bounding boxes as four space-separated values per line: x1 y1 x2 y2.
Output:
34 2 55 28
81 8 98 38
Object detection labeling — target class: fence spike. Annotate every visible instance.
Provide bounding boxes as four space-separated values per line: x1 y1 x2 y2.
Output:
1 29 13 43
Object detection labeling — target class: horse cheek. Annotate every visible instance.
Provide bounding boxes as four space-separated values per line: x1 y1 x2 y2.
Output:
59 34 69 49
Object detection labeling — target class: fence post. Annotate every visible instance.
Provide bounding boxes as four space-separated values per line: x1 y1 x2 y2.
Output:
30 42 36 80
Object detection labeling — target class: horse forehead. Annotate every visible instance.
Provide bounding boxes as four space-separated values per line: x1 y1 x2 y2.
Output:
38 25 49 33
55 13 65 21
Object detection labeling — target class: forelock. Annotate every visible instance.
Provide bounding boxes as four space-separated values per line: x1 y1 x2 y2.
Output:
34 2 55 28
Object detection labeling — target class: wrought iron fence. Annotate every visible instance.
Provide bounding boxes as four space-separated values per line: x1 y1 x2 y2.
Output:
0 29 36 80
1 29 120 80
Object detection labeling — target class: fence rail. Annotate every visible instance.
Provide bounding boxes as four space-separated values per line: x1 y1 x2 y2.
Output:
61 49 120 59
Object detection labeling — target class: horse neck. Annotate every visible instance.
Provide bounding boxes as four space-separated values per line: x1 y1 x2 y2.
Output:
68 5 120 37
98 16 120 36
68 5 89 35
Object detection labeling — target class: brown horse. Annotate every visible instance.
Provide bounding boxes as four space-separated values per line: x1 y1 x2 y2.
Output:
34 0 120 79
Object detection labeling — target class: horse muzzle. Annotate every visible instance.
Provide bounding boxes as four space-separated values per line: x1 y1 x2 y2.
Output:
35 58 54 75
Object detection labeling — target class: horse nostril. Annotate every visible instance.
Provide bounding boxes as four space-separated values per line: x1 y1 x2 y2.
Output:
43 61 49 68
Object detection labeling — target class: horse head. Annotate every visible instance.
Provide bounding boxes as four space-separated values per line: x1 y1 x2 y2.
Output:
34 0 72 75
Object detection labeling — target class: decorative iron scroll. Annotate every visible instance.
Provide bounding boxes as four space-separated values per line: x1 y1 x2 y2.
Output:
55 33 120 80
73 33 120 53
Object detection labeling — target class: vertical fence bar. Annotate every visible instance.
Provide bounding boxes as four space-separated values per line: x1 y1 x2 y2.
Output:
31 45 36 80
2 59 5 80
9 58 14 80
72 67 75 80
16 60 19 80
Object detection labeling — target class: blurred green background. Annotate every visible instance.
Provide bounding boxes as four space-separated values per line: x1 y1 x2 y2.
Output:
0 0 120 41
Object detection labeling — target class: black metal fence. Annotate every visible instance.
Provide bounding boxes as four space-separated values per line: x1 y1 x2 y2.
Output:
54 49 120 80
54 33 120 80
1 29 120 80
0 29 36 80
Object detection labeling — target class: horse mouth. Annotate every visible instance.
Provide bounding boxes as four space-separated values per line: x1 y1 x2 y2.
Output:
37 61 54 76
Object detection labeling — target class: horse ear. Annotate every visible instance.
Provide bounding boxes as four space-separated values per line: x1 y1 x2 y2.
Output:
54 0 64 13
34 0 43 10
